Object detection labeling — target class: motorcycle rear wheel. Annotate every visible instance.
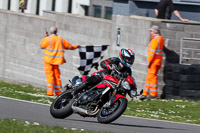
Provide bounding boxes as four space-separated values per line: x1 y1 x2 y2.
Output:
97 97 127 124
50 89 74 118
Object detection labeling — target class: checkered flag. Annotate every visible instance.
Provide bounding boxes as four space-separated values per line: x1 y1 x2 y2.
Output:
78 45 108 75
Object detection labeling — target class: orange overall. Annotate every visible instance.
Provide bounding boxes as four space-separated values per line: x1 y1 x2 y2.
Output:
142 35 164 97
40 35 78 96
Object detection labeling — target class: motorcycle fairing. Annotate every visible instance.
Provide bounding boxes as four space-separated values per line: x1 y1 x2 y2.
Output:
105 94 126 108
82 76 89 81
112 94 126 103
96 82 111 88
104 75 118 83
126 76 136 87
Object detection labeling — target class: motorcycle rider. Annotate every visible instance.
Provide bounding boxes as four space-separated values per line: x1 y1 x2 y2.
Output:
73 48 136 97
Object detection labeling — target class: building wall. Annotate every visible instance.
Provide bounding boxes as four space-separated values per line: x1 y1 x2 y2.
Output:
25 0 37 15
72 0 90 16
89 0 113 19
40 0 53 16
113 0 129 16
0 0 8 9
0 0 113 19
10 0 19 12
113 0 200 22
55 0 69 13
0 10 200 98
0 0 90 16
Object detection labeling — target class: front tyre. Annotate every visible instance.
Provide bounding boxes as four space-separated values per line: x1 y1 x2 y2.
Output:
97 98 127 124
50 90 74 118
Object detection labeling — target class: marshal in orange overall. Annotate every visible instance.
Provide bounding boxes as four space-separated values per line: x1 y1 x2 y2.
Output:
40 26 80 96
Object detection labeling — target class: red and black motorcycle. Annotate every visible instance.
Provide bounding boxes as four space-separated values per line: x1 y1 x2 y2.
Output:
50 66 137 124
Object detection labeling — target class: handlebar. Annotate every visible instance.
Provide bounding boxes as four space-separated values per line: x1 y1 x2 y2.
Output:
109 67 124 88
110 67 123 79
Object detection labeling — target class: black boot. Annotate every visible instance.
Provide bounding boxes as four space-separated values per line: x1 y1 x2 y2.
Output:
139 95 147 101
72 81 88 95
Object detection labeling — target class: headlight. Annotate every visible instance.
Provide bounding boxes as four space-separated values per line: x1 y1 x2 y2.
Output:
122 81 131 90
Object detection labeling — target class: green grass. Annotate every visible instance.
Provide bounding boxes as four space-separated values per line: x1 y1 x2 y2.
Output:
0 119 94 133
0 81 200 125
124 99 200 124
0 81 54 104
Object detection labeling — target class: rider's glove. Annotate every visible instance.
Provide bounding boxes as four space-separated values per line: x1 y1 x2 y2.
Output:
107 64 117 70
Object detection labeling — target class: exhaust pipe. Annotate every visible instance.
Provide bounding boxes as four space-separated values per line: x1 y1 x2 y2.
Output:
72 105 88 115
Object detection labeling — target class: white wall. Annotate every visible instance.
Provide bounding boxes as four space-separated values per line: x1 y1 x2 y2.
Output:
25 0 37 14
72 0 90 16
55 0 69 13
0 0 8 9
10 0 19 12
40 0 52 16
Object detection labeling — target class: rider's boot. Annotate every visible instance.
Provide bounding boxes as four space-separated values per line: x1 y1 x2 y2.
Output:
139 95 147 101
72 81 88 96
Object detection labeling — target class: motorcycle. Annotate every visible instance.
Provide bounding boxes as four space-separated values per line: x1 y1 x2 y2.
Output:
50 66 137 124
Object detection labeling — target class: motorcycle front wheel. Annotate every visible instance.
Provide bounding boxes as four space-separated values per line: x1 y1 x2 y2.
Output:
97 97 127 124
50 89 74 118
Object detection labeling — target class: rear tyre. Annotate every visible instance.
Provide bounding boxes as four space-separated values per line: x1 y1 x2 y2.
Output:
97 98 127 124
50 90 74 118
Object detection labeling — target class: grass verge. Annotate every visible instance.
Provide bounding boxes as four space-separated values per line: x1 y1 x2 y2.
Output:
0 81 54 104
0 119 94 133
0 81 200 125
124 99 200 124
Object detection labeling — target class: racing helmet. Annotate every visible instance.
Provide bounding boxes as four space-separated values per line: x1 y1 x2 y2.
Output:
119 48 135 68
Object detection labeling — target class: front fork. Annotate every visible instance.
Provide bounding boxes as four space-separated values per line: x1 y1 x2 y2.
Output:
104 94 126 108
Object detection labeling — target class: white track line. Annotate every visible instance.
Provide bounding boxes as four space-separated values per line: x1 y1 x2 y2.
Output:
123 115 200 127
0 96 50 106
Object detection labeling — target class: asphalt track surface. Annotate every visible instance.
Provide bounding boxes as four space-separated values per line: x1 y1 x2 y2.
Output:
0 96 200 133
